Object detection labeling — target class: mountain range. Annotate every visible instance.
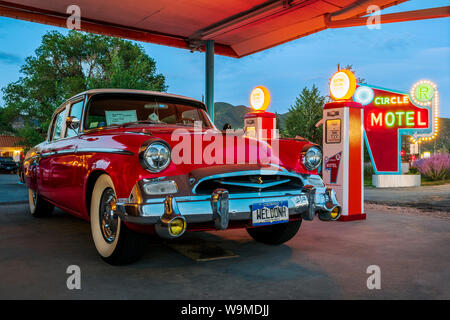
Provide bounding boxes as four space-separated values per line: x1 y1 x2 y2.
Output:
213 102 288 130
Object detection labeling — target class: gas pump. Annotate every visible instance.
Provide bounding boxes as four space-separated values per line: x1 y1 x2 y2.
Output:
322 70 366 221
244 86 277 140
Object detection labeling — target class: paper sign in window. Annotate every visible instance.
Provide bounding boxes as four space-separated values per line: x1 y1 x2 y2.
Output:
105 110 137 126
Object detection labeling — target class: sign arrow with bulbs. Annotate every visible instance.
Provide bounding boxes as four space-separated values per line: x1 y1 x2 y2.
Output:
353 81 439 174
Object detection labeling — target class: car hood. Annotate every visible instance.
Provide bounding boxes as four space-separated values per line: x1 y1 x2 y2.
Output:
83 124 314 175
111 124 281 169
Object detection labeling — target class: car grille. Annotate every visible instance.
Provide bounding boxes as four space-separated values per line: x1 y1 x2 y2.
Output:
194 174 303 195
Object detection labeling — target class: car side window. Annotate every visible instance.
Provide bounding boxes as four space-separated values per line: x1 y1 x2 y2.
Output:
65 100 84 138
52 110 66 141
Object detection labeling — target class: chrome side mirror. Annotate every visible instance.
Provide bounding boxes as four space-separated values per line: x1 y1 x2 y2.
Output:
66 116 80 137
66 116 80 130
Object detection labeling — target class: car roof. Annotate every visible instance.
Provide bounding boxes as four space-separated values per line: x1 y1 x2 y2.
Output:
69 89 204 105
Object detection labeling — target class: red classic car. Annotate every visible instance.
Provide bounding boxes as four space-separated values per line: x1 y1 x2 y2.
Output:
24 89 340 265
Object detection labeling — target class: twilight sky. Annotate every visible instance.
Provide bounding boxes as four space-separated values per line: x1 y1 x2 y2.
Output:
0 0 449 117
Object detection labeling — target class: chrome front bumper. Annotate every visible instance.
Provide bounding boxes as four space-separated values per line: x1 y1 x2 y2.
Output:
115 176 341 238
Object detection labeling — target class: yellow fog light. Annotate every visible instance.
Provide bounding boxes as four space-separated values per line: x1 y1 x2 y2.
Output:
168 217 186 236
330 207 341 220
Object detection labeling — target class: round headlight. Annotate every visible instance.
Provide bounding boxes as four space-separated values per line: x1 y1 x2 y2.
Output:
141 141 171 172
302 146 322 170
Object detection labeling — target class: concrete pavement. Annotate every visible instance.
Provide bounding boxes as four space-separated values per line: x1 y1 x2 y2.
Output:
0 202 448 299
365 184 450 212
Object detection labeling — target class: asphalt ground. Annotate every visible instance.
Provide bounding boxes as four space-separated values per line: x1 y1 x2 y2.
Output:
0 201 448 299
0 173 27 204
1 174 449 299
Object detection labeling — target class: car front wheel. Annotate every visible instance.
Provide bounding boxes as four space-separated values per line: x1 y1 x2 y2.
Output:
28 188 54 217
90 174 147 265
246 219 302 245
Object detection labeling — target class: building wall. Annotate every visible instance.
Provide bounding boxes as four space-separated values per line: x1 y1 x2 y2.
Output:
0 148 24 161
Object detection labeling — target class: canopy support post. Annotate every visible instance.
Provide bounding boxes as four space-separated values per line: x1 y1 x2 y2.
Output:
205 40 215 122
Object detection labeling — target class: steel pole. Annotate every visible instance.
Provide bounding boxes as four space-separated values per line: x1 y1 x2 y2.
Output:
205 40 215 122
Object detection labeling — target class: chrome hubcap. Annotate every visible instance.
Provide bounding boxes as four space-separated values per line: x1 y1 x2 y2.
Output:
99 188 118 243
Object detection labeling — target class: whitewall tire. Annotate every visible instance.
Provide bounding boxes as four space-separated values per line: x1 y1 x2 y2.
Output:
28 188 54 217
90 174 147 265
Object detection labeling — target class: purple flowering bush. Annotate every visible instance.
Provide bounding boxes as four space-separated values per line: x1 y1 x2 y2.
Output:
413 153 450 181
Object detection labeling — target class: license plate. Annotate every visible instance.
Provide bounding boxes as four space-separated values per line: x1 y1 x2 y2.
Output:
251 200 289 226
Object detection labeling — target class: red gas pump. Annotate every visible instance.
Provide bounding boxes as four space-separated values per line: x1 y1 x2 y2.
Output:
244 86 278 140
322 70 366 221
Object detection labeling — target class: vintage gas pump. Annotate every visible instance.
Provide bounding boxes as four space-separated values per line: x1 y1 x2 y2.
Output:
244 86 277 140
322 70 366 221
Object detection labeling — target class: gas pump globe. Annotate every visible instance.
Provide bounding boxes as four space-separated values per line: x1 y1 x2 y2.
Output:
244 86 277 140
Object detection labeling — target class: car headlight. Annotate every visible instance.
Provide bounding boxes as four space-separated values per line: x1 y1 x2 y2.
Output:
140 141 171 172
302 146 322 170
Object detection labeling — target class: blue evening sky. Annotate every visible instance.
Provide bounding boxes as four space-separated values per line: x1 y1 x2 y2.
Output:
0 0 449 117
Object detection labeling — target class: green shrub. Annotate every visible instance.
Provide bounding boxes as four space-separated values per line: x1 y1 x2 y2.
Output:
407 167 419 175
364 163 374 178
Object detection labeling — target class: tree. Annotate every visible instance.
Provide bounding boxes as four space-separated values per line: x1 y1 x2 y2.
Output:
1 30 167 148
421 118 450 154
275 112 283 135
284 85 326 145
0 106 16 134
341 64 366 84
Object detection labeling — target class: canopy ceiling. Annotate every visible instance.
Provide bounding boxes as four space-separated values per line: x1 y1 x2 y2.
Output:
0 0 426 58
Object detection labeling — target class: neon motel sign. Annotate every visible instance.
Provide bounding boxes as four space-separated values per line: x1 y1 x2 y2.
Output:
353 81 439 174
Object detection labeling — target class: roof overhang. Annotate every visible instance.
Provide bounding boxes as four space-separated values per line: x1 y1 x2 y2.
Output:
0 0 448 58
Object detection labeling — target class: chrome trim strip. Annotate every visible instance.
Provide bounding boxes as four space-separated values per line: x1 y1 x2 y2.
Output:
39 148 134 158
76 148 134 155
124 131 153 136
56 149 77 155
192 170 306 194
144 190 303 203
266 163 289 172
215 178 291 189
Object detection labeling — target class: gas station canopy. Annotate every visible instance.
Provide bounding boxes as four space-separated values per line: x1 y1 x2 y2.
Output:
1 0 448 58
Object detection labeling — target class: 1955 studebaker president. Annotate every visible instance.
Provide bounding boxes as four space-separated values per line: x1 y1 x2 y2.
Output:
24 89 341 265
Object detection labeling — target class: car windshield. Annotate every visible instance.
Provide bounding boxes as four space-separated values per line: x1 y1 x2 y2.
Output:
84 93 213 130
0 157 14 162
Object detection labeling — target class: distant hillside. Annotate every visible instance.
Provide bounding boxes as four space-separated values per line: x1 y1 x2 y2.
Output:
213 102 251 129
213 102 288 130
